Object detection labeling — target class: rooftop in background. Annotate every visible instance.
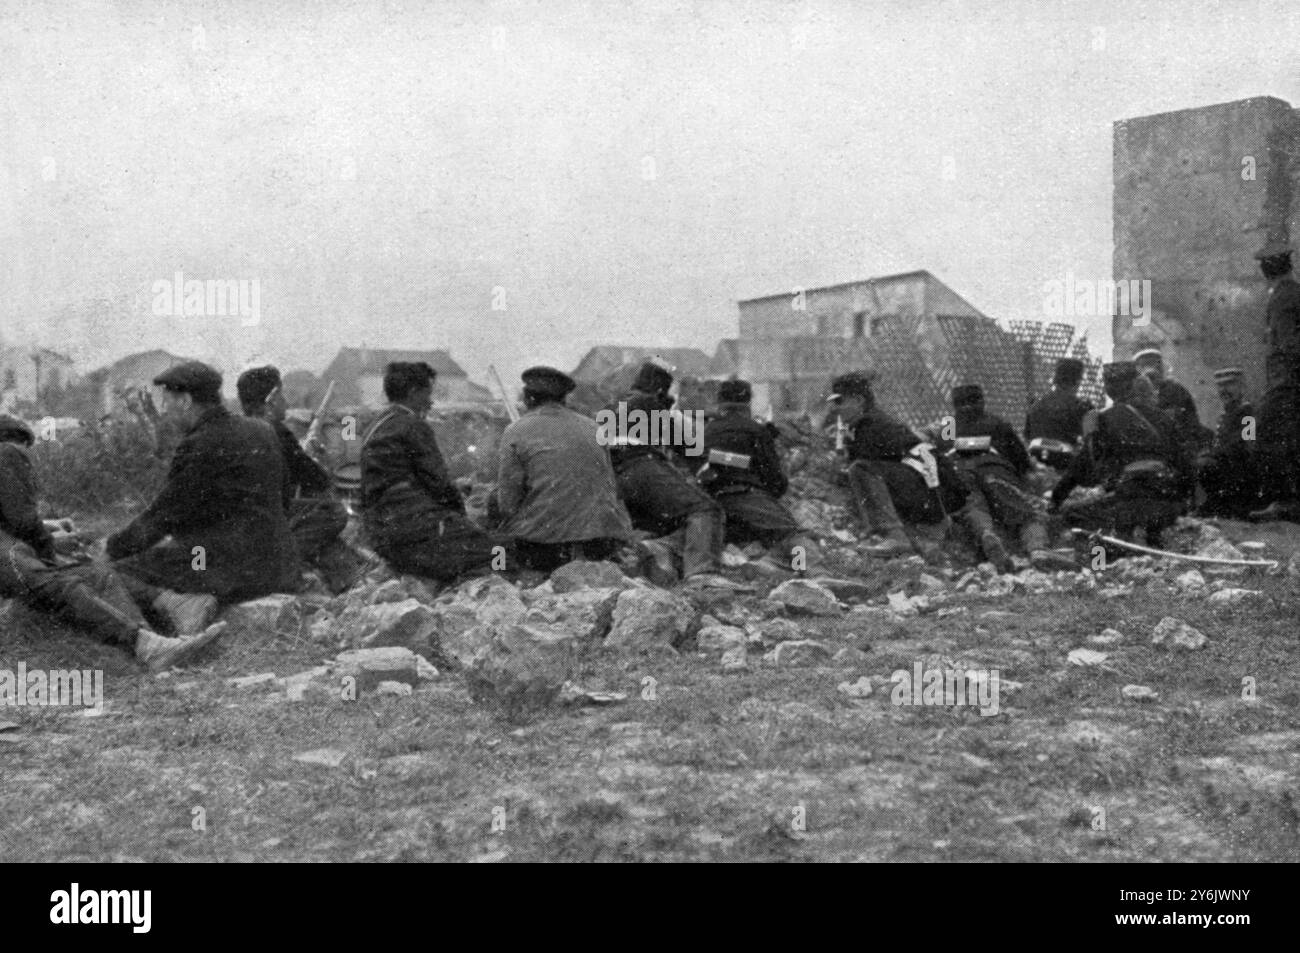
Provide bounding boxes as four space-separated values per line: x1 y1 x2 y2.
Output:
570 346 714 384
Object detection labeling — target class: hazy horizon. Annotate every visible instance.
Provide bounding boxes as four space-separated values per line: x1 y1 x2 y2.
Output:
4 0 1298 390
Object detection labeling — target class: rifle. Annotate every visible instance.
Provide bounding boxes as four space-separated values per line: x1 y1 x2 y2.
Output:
488 365 520 423
301 380 336 454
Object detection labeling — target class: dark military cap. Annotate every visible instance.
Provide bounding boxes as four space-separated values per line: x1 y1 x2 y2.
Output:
1212 367 1244 384
717 379 752 404
1254 239 1292 260
828 371 874 403
236 365 282 408
951 383 984 407
633 358 675 395
521 365 575 399
154 361 223 401
1102 361 1138 388
0 414 35 446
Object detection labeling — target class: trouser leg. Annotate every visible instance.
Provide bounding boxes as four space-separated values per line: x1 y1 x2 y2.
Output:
847 460 906 536
0 545 142 646
378 513 501 582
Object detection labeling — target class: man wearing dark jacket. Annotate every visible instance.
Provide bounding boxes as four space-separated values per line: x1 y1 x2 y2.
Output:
108 361 300 631
1049 362 1190 548
360 361 498 582
700 379 818 571
941 384 1073 573
237 366 362 592
602 359 723 582
1025 357 1093 471
0 415 224 669
831 372 964 558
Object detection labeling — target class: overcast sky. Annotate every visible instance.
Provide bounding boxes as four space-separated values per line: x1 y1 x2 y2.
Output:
3 0 1298 389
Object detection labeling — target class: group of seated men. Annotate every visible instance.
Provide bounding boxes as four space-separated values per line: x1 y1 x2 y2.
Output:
0 361 361 672
1 327 1290 671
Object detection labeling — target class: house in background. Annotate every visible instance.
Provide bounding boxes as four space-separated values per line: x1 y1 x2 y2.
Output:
570 346 715 385
0 346 80 413
320 347 493 408
91 349 192 417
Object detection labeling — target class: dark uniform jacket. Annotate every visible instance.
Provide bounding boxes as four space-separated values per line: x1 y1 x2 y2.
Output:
847 407 923 462
1051 401 1186 507
0 441 56 561
849 406 967 512
942 410 1033 479
360 404 464 548
1025 390 1092 445
1153 378 1205 448
269 419 331 506
701 407 788 498
106 405 298 594
1266 277 1300 391
604 388 679 468
1202 398 1255 468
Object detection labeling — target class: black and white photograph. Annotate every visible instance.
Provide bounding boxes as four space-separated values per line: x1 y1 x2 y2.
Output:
0 0 1295 887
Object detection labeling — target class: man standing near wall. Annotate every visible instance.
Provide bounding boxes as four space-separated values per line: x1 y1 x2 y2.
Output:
1249 241 1300 522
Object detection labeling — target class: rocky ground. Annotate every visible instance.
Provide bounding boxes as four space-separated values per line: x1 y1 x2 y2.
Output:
3 449 1300 861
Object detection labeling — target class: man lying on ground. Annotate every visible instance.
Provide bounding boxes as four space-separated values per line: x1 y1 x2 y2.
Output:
0 415 223 671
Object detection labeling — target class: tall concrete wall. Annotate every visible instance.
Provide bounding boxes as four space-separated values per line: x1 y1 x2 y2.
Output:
1113 96 1300 418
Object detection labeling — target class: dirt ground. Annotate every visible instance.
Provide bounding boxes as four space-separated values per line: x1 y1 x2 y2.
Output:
2 518 1299 863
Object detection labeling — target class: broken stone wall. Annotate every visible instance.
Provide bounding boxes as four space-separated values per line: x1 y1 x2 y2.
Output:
1113 96 1300 416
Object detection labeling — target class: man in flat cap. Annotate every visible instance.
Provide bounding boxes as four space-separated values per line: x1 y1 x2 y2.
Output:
937 384 1074 572
602 359 724 583
1049 361 1191 550
106 360 299 634
830 372 965 558
237 365 362 592
360 361 499 582
0 415 224 670
1195 367 1261 518
1025 357 1094 471
699 378 820 572
1249 240 1300 521
494 366 633 572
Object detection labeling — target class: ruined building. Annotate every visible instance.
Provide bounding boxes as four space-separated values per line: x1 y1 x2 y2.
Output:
1114 96 1300 415
733 271 1100 431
